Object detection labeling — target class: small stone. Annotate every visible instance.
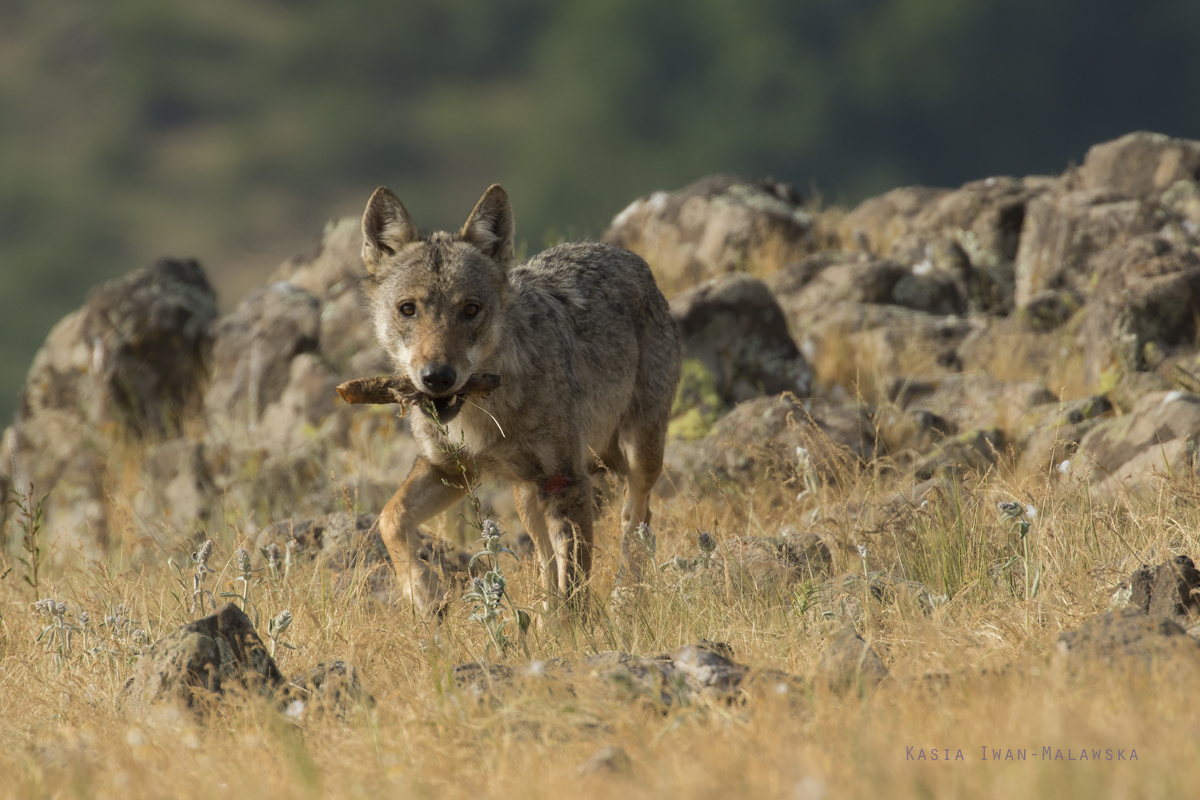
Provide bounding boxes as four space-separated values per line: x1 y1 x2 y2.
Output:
576 746 632 777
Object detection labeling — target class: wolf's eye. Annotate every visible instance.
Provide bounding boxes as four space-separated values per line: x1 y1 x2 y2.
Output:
463 303 480 318
399 302 416 317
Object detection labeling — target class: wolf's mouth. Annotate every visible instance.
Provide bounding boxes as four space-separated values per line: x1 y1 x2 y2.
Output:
420 392 466 423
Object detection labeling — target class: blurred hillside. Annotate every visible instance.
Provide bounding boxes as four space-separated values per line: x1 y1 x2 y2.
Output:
2 0 1200 423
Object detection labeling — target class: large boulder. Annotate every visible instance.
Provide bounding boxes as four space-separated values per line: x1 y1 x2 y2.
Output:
17 257 216 435
1116 556 1200 629
662 394 876 492
122 603 283 713
1056 606 1200 668
890 372 1056 435
845 177 1057 314
766 252 976 385
269 217 389 376
1076 391 1200 499
669 272 813 408
0 259 217 556
837 186 949 254
1076 131 1200 199
1079 235 1200 386
1014 188 1160 311
605 175 815 293
1013 133 1200 319
204 281 322 429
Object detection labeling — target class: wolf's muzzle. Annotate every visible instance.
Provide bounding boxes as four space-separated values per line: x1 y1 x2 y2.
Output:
420 363 457 394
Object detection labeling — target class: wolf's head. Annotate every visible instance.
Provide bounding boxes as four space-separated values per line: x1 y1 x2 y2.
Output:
361 185 513 421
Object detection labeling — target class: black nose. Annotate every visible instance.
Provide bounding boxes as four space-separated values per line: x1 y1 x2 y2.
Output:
420 363 457 394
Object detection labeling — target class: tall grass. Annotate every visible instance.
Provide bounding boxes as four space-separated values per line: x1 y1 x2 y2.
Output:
1 429 1198 799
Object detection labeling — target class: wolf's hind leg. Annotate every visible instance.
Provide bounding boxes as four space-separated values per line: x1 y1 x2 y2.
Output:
616 421 666 586
379 456 467 611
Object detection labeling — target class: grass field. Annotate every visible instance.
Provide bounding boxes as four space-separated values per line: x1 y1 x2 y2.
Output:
2 438 1198 800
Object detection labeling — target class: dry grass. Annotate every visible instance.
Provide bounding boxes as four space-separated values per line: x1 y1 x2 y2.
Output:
3 448 1199 800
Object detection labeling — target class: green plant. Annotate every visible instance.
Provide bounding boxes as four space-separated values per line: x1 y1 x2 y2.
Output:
998 501 1041 632
34 598 78 665
220 547 263 625
464 519 528 659
267 609 295 659
190 539 217 616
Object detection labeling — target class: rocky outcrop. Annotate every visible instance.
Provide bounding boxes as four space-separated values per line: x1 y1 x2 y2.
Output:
452 639 801 706
123 603 370 718
662 394 875 492
1056 606 1200 667
0 259 217 556
669 272 813 408
816 629 889 693
766 251 977 385
843 176 1057 314
605 175 814 293
1114 556 1200 629
122 603 283 712
1076 391 1200 499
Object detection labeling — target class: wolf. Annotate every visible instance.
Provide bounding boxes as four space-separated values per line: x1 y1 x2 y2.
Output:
360 184 682 612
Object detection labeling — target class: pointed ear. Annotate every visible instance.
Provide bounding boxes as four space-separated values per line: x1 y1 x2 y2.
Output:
362 186 418 274
460 184 514 268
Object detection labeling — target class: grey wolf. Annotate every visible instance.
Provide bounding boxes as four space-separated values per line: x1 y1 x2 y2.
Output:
360 184 682 612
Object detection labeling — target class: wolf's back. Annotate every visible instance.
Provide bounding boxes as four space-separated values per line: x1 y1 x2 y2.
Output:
502 241 680 441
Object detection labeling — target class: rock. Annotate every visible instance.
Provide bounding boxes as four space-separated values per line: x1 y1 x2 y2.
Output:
892 372 1056 435
667 641 748 696
843 176 1058 314
0 259 217 556
1076 391 1200 498
767 253 977 383
256 353 343 451
817 572 939 620
451 662 518 702
130 438 214 545
122 603 283 712
1117 556 1200 627
816 629 889 693
576 746 632 777
1077 132 1200 199
1014 189 1160 311
662 394 875 492
604 175 814 293
270 217 389 375
452 641 797 707
581 652 675 706
204 282 322 429
1056 607 1200 666
19 257 216 435
257 511 479 603
668 358 728 442
1079 235 1200 386
837 186 949 255
913 428 1003 481
719 533 833 592
280 660 372 719
894 177 1056 267
669 272 813 408
1017 396 1113 475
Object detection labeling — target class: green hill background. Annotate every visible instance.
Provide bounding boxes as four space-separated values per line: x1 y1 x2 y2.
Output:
3 0 1200 422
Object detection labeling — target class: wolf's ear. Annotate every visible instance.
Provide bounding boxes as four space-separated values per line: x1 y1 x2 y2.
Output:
362 186 418 274
460 184 514 269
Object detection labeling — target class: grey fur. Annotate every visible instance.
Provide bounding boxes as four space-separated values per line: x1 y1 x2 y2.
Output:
361 184 681 612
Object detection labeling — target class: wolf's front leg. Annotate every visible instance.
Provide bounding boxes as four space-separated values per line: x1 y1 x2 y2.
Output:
543 476 595 611
379 456 467 612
